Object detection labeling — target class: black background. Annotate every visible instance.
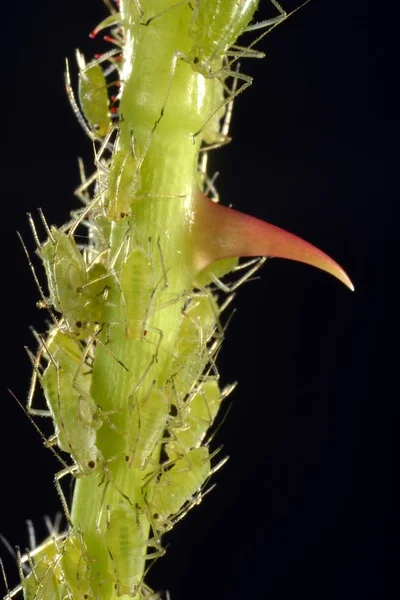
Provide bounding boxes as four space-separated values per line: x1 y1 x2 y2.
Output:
0 1 396 599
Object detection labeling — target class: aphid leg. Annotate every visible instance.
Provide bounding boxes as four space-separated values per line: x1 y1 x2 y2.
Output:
210 256 267 293
245 0 287 32
191 67 253 143
199 62 240 152
0 558 10 597
142 0 190 27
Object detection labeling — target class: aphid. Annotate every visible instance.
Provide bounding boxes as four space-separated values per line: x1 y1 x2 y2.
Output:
59 529 93 600
188 0 263 74
166 380 222 460
149 447 211 525
19 542 62 600
171 293 221 400
76 50 113 137
119 239 165 341
65 49 115 141
106 145 139 220
104 503 163 598
125 386 170 469
29 214 110 335
39 329 103 475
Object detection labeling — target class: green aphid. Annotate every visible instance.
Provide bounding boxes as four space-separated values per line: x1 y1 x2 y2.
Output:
21 539 62 600
150 447 211 525
119 247 156 340
38 225 109 335
104 504 148 598
107 148 140 220
166 380 222 460
188 0 259 74
77 50 111 138
126 387 170 469
60 530 94 600
41 330 103 475
172 294 219 399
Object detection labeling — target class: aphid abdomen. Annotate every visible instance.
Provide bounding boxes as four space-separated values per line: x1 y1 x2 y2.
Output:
126 388 169 469
189 0 259 67
105 503 145 597
150 447 211 523
119 247 155 339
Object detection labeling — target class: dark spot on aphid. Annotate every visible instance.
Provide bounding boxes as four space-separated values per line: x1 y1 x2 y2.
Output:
76 286 82 293
120 212 126 219
143 329 148 336
125 455 129 462
169 404 178 418
88 460 95 469
84 595 88 599
76 321 82 328
193 56 199 64
153 513 159 520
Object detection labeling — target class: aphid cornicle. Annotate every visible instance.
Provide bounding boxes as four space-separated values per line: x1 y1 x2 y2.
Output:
149 447 211 525
40 329 103 475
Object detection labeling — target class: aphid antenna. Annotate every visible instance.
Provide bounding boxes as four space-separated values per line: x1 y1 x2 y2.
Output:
16 232 58 326
242 0 312 47
24 346 52 419
37 209 54 243
68 188 105 237
102 0 118 15
0 557 10 597
7 389 73 475
0 535 30 579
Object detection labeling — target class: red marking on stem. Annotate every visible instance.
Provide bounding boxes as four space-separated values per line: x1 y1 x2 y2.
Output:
189 190 354 290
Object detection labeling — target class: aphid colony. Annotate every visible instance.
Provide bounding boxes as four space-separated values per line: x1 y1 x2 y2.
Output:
4 1 287 598
4 0 351 598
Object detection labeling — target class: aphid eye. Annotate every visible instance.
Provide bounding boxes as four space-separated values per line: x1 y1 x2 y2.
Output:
76 321 82 328
193 56 199 64
88 460 95 469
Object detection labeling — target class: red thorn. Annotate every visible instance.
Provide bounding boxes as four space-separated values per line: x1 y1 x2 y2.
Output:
89 29 97 39
94 53 103 60
189 190 354 291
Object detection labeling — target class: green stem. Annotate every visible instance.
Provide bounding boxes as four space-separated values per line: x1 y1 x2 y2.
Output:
70 1 222 597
